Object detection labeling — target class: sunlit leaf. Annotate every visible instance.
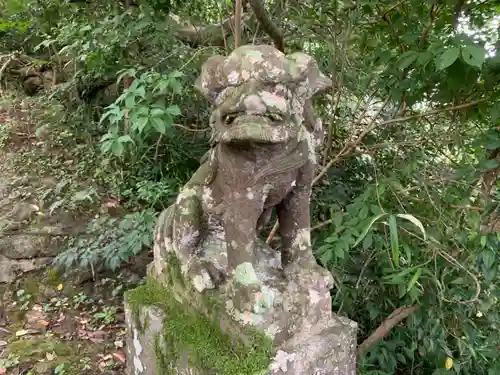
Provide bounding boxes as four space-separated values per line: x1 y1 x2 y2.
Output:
389 215 399 265
352 213 387 248
396 214 427 240
461 45 485 68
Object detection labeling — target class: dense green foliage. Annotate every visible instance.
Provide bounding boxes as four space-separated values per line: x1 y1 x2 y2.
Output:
1 0 499 374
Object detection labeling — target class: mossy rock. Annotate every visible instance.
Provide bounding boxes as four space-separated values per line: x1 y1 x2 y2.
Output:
126 277 273 375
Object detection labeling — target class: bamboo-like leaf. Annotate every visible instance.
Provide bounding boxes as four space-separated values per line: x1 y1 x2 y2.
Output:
406 268 422 293
352 213 387 248
396 214 427 240
389 214 399 265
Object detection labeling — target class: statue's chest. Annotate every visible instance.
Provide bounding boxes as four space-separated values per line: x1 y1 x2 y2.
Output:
213 155 298 207
207 142 308 210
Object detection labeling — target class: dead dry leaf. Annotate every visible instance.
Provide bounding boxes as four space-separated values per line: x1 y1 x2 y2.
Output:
46 352 56 361
112 351 126 363
16 329 29 337
25 305 49 329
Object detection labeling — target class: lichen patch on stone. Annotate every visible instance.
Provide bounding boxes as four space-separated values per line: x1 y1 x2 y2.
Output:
234 262 261 286
270 350 297 372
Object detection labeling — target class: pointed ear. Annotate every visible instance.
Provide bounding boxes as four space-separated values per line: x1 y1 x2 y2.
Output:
286 52 333 98
194 55 226 103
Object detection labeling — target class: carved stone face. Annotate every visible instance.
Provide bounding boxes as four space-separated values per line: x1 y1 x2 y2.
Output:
210 81 301 145
194 45 333 146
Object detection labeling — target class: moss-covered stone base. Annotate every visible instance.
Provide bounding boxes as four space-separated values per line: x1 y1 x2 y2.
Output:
124 278 273 375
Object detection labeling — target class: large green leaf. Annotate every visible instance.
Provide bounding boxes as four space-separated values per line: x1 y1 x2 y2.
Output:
436 47 460 70
461 45 485 68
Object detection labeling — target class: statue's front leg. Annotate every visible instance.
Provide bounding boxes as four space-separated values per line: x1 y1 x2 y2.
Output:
223 190 265 276
223 190 266 311
276 167 333 287
275 182 317 268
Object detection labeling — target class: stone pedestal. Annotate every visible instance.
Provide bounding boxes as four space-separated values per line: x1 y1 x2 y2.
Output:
124 249 357 375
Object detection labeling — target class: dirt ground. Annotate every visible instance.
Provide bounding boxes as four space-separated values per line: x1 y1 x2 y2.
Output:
0 94 151 374
0 268 140 375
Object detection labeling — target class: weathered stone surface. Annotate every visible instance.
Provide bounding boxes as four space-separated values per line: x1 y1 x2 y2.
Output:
0 178 81 282
0 227 65 259
124 300 164 375
125 255 357 375
0 254 53 283
125 44 357 375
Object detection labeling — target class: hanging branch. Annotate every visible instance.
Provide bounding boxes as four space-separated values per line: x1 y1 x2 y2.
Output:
234 0 243 48
170 13 250 47
247 0 284 52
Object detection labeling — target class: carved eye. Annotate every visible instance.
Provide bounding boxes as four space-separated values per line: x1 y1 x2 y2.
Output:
268 113 283 122
224 114 237 125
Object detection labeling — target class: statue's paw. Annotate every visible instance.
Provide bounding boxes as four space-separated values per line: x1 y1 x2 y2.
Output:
230 283 264 313
283 258 333 290
187 260 226 293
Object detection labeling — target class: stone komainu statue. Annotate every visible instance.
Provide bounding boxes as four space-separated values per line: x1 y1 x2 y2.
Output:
152 45 333 295
128 45 357 375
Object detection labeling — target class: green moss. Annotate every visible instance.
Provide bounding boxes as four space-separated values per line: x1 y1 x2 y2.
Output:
9 336 72 361
45 267 62 286
126 278 273 375
164 252 184 288
22 278 40 296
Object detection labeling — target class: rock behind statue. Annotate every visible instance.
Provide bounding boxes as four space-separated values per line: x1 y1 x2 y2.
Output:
125 44 357 375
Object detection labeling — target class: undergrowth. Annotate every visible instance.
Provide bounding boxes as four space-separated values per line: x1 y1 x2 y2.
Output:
1 0 499 374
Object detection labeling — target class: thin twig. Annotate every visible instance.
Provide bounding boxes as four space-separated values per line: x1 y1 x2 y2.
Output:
382 0 405 18
405 196 484 212
369 99 485 129
436 248 481 305
315 96 392 184
394 225 482 305
173 123 209 132
311 219 333 231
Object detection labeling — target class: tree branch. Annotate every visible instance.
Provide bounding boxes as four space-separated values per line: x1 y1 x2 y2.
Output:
234 0 243 48
247 0 284 52
170 13 251 47
357 305 419 357
315 98 486 184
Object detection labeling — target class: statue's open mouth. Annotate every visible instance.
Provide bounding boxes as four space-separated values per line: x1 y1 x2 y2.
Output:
218 113 295 144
